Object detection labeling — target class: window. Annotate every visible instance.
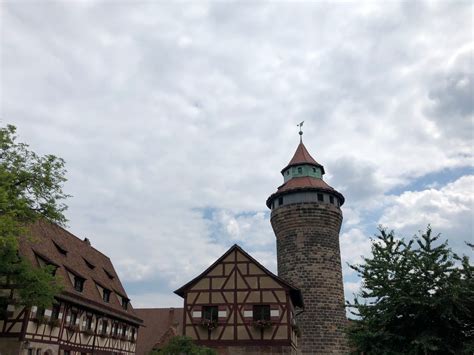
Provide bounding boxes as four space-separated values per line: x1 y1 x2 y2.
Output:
312 167 316 172
36 306 46 318
28 350 33 355
0 298 8 320
131 327 135 340
51 304 60 320
102 320 108 335
74 276 84 292
64 351 70 355
286 170 289 175
278 197 283 206
122 297 129 310
103 289 111 303
122 325 127 337
317 193 324 202
86 315 93 330
36 350 41 355
297 167 302 173
329 196 334 204
253 305 270 321
70 311 78 326
202 306 218 322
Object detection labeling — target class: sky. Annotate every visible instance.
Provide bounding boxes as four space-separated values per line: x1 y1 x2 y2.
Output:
1 1 472 309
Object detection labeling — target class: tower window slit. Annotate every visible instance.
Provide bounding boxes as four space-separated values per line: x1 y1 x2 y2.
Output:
278 197 283 206
329 196 334 204
317 193 324 202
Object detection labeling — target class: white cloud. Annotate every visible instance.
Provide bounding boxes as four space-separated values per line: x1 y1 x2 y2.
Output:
1 1 472 307
379 175 474 254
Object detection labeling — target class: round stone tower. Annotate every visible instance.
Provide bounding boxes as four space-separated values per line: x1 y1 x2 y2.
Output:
266 134 347 354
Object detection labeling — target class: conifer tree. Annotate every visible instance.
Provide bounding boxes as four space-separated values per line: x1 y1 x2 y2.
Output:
347 226 474 354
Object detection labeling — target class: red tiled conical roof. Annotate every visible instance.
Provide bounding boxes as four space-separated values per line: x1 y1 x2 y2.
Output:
281 142 324 173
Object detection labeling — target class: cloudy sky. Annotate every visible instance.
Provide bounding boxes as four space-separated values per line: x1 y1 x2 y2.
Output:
1 1 472 309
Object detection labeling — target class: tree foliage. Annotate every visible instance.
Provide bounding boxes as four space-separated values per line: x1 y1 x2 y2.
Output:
0 124 68 308
347 226 474 354
149 336 217 355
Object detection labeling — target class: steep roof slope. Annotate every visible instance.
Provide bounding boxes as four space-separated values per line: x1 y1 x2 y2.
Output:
135 308 183 355
18 219 142 324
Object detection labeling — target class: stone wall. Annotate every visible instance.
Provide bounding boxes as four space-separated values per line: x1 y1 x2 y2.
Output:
271 202 348 354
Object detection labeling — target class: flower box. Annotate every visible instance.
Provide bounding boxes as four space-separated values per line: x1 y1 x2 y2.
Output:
200 319 218 330
253 319 273 330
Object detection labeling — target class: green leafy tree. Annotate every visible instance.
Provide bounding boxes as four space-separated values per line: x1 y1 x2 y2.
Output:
149 336 216 355
347 226 474 354
0 124 68 309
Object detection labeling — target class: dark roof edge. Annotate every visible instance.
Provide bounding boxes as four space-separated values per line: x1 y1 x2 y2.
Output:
266 186 345 208
58 292 143 325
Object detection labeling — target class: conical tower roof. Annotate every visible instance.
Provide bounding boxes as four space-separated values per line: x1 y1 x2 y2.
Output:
281 142 325 174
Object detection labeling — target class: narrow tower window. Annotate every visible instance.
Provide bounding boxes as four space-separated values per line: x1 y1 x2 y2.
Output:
297 167 302 173
317 193 324 202
278 197 283 206
329 196 334 204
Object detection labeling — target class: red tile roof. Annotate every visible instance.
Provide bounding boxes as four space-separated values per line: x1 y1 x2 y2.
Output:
134 308 183 355
18 220 142 324
266 176 345 207
281 142 324 173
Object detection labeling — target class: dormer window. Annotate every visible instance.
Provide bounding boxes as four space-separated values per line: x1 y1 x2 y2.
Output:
74 276 85 292
104 268 115 280
103 289 111 303
122 297 129 310
83 258 95 269
52 241 67 256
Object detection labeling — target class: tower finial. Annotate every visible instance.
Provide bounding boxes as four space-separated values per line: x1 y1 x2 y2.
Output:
297 121 304 143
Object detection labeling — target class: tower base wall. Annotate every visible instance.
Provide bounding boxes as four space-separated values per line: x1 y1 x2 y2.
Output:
271 202 348 354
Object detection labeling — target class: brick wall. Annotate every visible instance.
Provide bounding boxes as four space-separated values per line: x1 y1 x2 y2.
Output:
271 202 348 354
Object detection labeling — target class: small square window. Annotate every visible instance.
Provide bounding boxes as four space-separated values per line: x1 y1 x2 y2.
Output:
202 306 218 322
317 193 324 202
253 305 270 321
329 196 334 204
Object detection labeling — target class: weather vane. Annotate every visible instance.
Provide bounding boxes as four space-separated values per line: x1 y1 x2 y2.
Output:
297 121 304 142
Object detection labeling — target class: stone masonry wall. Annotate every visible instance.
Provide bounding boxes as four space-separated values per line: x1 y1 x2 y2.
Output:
271 202 348 354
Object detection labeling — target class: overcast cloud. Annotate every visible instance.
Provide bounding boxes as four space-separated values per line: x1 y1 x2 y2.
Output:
1 1 472 308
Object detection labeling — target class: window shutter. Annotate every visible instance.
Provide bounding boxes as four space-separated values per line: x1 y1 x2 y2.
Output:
191 306 202 324
270 305 280 322
218 305 227 323
243 305 253 324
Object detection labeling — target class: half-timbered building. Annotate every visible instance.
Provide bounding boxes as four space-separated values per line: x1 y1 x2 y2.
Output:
0 220 142 355
174 244 304 354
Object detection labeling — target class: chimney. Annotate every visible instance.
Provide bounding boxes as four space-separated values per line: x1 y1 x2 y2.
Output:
83 238 91 246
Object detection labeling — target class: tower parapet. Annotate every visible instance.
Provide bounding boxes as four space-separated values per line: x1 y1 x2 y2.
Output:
267 137 348 354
